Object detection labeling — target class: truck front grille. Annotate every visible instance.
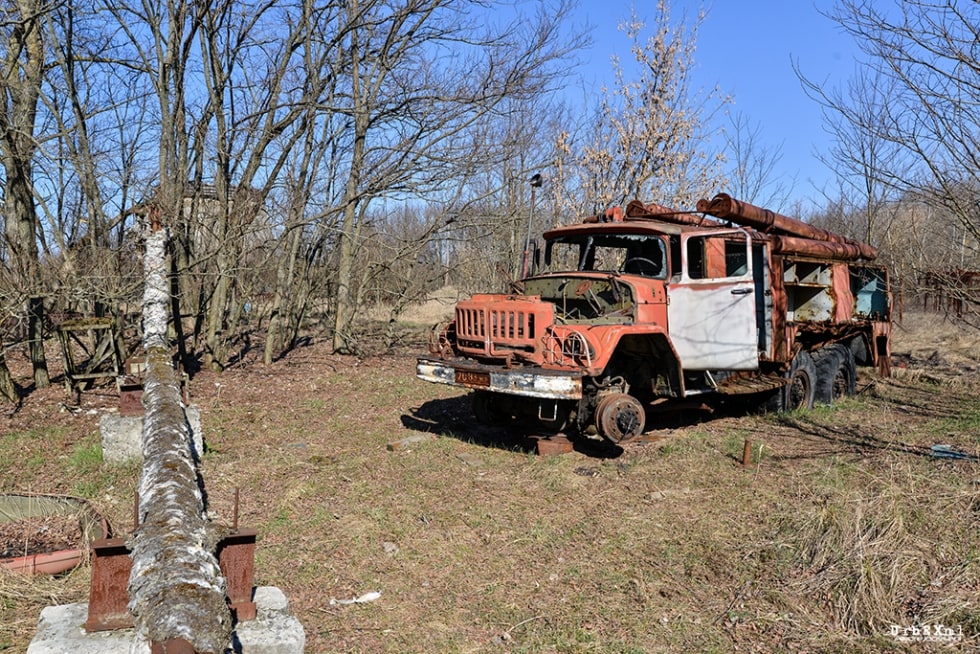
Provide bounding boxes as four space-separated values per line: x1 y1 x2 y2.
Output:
454 296 553 359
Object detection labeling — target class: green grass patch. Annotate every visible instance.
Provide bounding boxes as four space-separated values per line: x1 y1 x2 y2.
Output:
68 439 103 473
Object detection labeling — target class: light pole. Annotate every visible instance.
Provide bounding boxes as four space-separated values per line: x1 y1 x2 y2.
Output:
520 173 543 280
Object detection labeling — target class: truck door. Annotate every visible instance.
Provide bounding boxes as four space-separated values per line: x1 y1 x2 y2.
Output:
667 230 758 370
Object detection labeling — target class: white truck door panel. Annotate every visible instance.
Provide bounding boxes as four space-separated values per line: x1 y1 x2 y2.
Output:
667 230 758 370
667 283 758 370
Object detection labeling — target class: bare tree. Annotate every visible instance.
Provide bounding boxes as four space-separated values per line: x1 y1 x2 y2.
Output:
813 0 980 306
556 1 728 216
0 0 583 382
196 0 337 370
0 0 50 388
724 111 792 211
325 0 582 353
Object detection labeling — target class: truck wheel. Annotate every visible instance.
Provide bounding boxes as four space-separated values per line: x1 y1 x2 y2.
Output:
472 391 507 425
813 344 856 405
594 393 646 443
785 350 817 411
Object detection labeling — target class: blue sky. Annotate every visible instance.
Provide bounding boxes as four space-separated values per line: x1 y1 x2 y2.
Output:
572 0 859 209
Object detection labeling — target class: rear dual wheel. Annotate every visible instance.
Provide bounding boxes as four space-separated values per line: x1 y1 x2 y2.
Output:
761 350 816 413
786 350 817 411
813 344 857 405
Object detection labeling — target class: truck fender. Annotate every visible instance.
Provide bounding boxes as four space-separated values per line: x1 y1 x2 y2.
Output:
603 332 685 399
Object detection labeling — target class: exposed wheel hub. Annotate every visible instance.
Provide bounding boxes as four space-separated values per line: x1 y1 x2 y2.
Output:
594 393 646 443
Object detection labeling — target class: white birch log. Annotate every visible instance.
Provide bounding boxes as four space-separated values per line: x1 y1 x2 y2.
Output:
127 227 232 652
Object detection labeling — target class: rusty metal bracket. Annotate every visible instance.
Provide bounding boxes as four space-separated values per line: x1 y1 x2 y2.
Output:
85 538 134 632
217 528 258 622
150 638 198 654
85 491 259 633
117 356 190 416
85 529 259 631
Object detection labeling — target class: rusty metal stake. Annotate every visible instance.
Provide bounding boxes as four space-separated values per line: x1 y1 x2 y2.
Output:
741 438 753 467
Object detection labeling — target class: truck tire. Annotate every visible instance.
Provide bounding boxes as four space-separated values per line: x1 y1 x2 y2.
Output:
813 344 857 405
472 391 507 425
760 350 816 413
849 335 870 366
785 350 817 411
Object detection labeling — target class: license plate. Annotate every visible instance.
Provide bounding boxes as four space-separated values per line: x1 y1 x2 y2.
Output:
455 370 490 388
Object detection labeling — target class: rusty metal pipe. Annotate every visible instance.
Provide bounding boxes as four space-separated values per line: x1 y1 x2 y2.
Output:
625 199 725 228
697 193 878 260
769 234 870 261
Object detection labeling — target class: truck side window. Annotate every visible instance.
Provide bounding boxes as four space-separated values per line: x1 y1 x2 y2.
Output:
669 235 682 279
725 240 748 276
687 238 706 279
686 234 749 280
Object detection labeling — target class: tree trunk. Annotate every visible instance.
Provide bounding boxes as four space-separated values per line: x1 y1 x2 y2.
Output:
0 349 18 403
0 1 49 388
332 201 360 354
169 242 190 372
332 9 367 355
28 296 49 388
204 258 232 371
264 224 303 365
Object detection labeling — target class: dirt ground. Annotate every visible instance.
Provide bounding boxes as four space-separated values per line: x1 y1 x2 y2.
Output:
1 310 978 653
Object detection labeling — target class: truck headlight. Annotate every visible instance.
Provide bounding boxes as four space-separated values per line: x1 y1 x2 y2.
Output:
560 330 594 363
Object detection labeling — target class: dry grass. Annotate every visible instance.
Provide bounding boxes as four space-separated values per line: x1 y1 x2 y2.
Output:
0 564 90 649
362 286 462 326
0 309 978 652
789 460 978 635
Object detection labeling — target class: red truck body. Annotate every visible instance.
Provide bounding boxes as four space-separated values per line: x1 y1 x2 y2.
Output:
418 194 892 443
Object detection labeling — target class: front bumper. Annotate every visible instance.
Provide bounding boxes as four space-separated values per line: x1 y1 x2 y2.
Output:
416 358 583 400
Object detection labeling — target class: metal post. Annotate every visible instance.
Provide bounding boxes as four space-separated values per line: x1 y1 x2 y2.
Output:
520 174 543 280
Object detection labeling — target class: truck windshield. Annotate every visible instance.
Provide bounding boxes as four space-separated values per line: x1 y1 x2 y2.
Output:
543 234 668 279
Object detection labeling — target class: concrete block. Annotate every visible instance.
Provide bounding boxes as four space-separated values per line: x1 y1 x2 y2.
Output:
26 586 304 654
233 587 306 654
27 602 136 654
100 405 204 464
99 413 143 464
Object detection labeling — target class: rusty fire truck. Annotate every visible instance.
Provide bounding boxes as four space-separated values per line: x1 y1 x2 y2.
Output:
417 193 892 444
